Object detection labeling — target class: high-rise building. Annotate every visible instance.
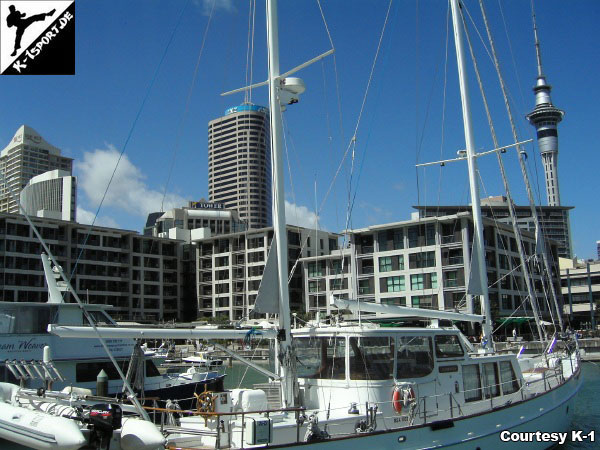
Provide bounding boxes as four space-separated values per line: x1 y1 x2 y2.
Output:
208 104 271 229
20 169 77 221
0 125 73 214
526 10 564 207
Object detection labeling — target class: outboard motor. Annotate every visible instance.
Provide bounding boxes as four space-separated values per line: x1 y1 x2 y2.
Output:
88 403 122 449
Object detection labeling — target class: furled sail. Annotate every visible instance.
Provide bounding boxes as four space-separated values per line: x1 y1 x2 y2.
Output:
466 238 484 295
253 242 280 314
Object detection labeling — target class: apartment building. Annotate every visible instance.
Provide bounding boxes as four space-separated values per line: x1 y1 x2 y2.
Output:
560 258 599 329
0 213 192 322
415 196 573 258
302 212 562 325
195 226 339 321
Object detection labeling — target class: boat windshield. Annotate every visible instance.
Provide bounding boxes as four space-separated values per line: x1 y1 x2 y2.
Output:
296 336 345 379
396 336 434 378
0 305 56 334
434 334 464 358
349 336 394 380
86 310 116 326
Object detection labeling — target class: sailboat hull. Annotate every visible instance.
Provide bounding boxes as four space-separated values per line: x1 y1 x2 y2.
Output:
266 366 582 449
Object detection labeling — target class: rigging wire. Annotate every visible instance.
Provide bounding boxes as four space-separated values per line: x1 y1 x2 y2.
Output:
478 0 563 332
346 0 400 228
460 2 545 341
318 0 394 218
70 0 191 283
497 0 544 207
160 0 216 213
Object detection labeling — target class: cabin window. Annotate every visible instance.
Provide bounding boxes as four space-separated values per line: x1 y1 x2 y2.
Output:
349 337 394 380
0 306 54 334
87 310 115 326
396 336 434 378
499 361 520 394
434 335 464 358
462 364 482 402
482 362 500 398
145 360 161 378
295 337 345 380
76 360 129 382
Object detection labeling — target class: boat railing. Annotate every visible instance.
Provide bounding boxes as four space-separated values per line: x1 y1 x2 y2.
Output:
140 354 574 448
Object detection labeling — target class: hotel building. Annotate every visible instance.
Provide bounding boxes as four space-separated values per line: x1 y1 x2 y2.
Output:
208 104 271 229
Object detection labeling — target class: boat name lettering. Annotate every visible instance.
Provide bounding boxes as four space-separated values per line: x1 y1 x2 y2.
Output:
18 339 47 351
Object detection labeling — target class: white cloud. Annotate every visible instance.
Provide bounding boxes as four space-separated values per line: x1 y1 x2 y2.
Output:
193 0 236 15
76 206 120 229
285 200 321 229
75 147 187 219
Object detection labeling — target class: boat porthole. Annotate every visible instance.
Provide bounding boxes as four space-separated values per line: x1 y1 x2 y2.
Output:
398 436 406 443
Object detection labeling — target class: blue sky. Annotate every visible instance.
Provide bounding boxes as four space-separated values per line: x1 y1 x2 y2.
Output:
0 0 598 258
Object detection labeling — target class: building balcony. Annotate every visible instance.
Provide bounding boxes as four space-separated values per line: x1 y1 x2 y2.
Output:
358 266 374 276
441 235 462 245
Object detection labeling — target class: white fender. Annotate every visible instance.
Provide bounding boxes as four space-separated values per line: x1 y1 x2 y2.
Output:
120 417 166 450
0 402 86 450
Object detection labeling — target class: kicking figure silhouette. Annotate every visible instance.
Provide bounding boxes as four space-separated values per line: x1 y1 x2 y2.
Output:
6 5 56 57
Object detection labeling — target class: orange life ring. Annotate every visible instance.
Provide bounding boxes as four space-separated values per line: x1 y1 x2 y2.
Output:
392 385 415 414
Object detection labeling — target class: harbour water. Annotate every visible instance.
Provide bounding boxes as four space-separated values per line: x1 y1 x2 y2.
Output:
1 362 597 449
561 362 599 449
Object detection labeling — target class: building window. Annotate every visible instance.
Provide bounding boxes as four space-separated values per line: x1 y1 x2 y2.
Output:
358 279 372 295
379 256 392 272
308 262 324 277
409 251 435 269
308 280 318 293
386 276 405 292
411 294 437 309
410 273 436 290
380 297 405 306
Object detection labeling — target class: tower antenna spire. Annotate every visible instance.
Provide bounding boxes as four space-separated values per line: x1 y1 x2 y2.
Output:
531 0 544 78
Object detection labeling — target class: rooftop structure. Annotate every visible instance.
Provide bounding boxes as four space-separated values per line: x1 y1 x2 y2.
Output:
0 126 72 213
20 169 76 221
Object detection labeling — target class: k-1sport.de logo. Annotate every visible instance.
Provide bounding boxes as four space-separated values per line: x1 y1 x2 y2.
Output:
0 1 74 75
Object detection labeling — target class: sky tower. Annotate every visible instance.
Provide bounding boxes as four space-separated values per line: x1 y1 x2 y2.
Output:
526 7 564 207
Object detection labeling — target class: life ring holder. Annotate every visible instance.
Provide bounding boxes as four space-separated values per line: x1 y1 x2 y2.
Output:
392 384 415 414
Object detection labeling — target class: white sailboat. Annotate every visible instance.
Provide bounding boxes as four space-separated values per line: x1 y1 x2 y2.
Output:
44 1 582 449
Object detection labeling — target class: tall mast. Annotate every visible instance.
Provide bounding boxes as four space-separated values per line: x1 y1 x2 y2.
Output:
449 0 493 347
266 0 296 407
